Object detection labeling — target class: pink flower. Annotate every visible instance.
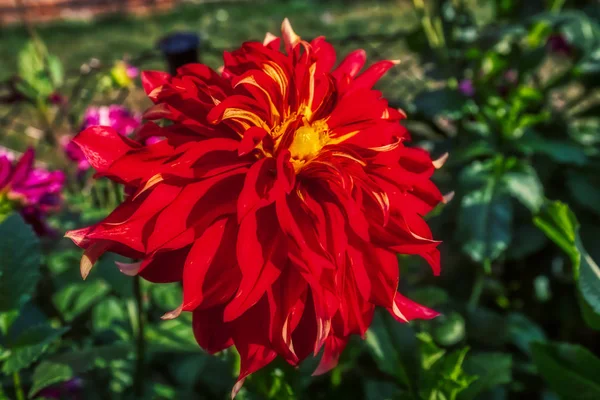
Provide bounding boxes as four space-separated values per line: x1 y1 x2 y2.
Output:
0 147 64 235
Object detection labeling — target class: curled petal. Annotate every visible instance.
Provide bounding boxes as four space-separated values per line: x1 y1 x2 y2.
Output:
115 261 142 276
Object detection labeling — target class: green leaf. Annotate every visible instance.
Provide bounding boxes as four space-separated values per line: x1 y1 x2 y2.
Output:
506 313 545 355
532 342 600 400
506 222 548 260
459 189 513 263
1 325 68 374
533 201 578 261
413 88 468 119
578 245 600 316
431 312 466 347
418 333 477 400
29 343 132 397
364 379 403 400
365 311 419 391
146 315 200 353
150 282 183 312
566 171 600 217
459 353 512 400
466 307 508 347
46 54 64 88
28 362 73 398
517 131 587 165
502 159 544 212
93 297 127 331
0 214 42 313
17 40 54 99
534 201 600 324
53 280 111 322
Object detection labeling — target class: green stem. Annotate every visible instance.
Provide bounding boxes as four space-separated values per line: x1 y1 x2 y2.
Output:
468 265 485 311
13 372 25 400
133 275 145 399
550 0 566 13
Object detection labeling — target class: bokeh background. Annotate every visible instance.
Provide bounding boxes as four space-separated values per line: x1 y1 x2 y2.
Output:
1 0 600 399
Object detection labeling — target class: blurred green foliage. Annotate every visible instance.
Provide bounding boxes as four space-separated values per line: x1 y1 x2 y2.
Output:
1 0 600 399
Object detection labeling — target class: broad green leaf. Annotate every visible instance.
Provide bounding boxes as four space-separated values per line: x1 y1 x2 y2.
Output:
28 362 73 398
566 172 600 217
534 201 600 324
365 311 419 391
506 313 545 355
53 280 111 322
458 158 514 262
29 343 132 397
407 287 449 308
1 325 68 374
46 54 64 87
466 307 508 347
578 246 600 315
150 282 183 312
532 342 600 400
459 353 512 400
364 379 403 400
578 292 600 330
518 132 587 165
93 297 127 331
17 40 54 99
413 88 468 119
146 315 200 353
459 189 513 263
502 159 544 212
0 214 42 313
432 312 466 347
533 201 578 260
506 223 548 260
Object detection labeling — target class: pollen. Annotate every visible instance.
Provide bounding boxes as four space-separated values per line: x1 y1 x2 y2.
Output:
288 120 329 161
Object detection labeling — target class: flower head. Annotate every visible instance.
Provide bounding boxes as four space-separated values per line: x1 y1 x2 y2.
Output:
546 33 573 56
458 79 475 97
0 147 64 235
66 20 445 395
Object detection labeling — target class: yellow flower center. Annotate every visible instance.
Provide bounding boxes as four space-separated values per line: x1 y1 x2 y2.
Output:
288 120 329 162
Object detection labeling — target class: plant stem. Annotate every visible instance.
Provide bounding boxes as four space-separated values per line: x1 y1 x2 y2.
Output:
13 372 25 400
133 275 145 398
468 262 487 311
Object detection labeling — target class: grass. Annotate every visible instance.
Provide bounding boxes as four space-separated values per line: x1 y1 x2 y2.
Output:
1 0 418 81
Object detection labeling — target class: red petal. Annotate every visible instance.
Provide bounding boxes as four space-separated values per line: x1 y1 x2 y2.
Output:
182 217 240 310
141 70 171 98
332 49 366 80
73 126 141 173
193 305 233 354
388 292 440 322
231 297 277 397
350 60 399 91
312 335 348 376
224 206 285 321
238 126 268 156
138 245 188 283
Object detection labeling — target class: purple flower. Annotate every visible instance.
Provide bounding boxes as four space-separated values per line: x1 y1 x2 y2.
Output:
546 34 572 56
36 378 84 399
0 148 65 235
458 79 475 97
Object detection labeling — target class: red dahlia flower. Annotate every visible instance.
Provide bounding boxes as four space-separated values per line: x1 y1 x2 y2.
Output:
66 19 446 396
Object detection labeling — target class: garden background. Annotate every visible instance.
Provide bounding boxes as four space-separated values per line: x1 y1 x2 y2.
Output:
1 0 600 399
